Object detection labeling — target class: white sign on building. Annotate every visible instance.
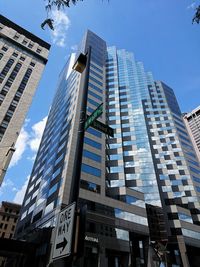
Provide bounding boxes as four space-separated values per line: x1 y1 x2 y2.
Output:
53 202 76 259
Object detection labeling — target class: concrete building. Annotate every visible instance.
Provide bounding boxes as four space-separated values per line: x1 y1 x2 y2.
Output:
0 201 21 239
16 31 200 267
0 201 21 266
0 15 50 185
183 106 200 162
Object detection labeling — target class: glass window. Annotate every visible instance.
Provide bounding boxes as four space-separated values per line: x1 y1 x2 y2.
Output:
20 211 27 220
13 33 20 39
195 186 200 193
28 42 34 48
88 98 101 107
190 166 200 175
22 39 28 45
0 59 15 83
182 229 200 240
193 176 200 183
52 167 61 180
82 163 101 177
43 166 53 177
30 62 36 67
115 208 147 226
57 141 67 153
125 196 145 207
32 189 39 199
83 149 101 162
12 52 18 57
90 63 103 74
87 106 94 114
110 180 125 187
20 56 25 61
36 47 42 53
44 202 54 215
188 159 200 167
88 82 103 94
86 127 102 138
110 166 124 173
89 76 103 87
28 204 35 214
35 177 41 186
90 69 102 79
54 153 64 166
88 90 103 101
24 197 31 206
28 184 34 194
109 154 123 160
48 183 58 197
2 46 8 51
80 180 100 193
84 137 101 149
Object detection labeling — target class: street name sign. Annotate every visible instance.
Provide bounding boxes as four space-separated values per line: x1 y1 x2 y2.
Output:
53 202 76 259
91 119 114 137
84 103 103 130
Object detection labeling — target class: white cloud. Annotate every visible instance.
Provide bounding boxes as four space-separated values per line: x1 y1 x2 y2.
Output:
71 44 78 51
13 175 30 204
24 118 30 126
29 116 47 152
187 2 197 9
0 179 14 196
51 9 71 47
10 127 29 167
8 116 47 168
27 155 37 162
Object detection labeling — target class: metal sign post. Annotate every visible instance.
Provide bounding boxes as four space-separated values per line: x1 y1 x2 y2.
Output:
91 119 114 137
84 103 103 130
52 203 76 260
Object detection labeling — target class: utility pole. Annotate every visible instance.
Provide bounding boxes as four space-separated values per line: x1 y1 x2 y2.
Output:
69 46 91 204
68 46 91 267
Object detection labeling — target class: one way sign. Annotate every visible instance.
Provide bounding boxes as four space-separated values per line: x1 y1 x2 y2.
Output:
53 202 76 259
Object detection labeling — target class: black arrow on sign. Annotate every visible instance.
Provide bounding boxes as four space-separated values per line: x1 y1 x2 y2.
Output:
56 237 68 252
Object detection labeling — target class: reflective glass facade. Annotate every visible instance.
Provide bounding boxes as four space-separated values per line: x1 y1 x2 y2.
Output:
16 31 200 267
106 47 160 206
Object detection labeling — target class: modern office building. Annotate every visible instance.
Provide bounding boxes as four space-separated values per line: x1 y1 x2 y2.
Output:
0 15 50 185
16 31 200 267
183 106 200 162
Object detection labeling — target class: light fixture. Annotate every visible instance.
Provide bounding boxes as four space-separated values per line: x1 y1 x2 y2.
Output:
72 53 87 73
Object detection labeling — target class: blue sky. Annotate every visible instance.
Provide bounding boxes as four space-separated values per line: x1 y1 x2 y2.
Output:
0 0 200 203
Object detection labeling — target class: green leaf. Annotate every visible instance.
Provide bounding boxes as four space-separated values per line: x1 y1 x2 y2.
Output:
41 18 54 30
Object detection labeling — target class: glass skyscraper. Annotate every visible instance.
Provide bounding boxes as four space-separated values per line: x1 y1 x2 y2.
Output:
16 31 200 267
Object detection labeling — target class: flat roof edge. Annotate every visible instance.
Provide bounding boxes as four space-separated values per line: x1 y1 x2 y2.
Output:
0 14 51 50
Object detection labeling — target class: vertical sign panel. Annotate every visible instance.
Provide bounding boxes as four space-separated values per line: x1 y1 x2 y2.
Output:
53 202 76 259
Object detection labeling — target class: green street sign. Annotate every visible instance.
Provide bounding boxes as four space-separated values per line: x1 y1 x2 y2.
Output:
84 103 103 130
91 119 114 137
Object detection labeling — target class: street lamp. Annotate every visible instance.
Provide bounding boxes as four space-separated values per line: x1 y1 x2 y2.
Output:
49 48 91 267
72 53 87 74
68 47 91 265
70 46 91 205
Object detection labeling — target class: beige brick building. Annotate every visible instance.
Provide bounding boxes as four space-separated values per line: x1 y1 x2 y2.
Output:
0 201 21 239
0 15 50 185
183 106 200 162
0 201 21 266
